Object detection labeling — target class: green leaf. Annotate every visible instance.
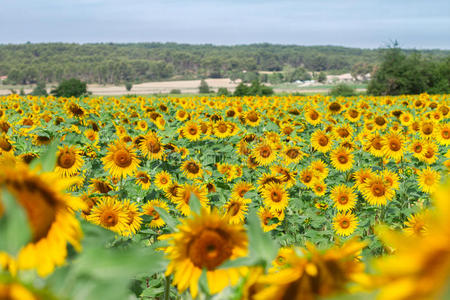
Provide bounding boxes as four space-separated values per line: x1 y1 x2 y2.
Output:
199 268 210 295
0 189 32 254
189 192 201 215
154 207 179 232
246 209 279 269
31 141 59 172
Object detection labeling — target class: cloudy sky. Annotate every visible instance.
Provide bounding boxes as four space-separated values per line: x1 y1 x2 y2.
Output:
1 0 449 48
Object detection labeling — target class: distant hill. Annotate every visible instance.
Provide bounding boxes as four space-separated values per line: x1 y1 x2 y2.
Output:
0 43 448 85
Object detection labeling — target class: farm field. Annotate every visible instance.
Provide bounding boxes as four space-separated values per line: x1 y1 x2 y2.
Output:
0 93 449 299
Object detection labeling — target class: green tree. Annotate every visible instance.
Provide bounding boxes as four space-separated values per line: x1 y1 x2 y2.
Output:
317 71 327 83
329 83 356 97
51 78 87 97
217 87 229 96
31 82 48 96
198 79 210 93
125 82 133 91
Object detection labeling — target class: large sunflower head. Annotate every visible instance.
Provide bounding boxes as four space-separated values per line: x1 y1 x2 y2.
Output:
0 165 83 276
417 167 441 194
139 132 164 160
331 185 357 212
333 211 359 236
223 197 251 224
330 147 354 172
55 145 84 177
361 175 394 206
261 182 289 212
161 208 248 297
252 142 277 166
87 197 130 235
102 141 139 179
135 171 151 190
181 160 203 180
311 130 332 153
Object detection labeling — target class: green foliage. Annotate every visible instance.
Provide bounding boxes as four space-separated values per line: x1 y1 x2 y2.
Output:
169 88 181 94
329 83 356 97
51 78 88 97
198 79 210 93
31 81 48 96
2 43 447 85
233 79 274 96
125 82 133 91
368 44 450 95
217 87 230 96
318 71 327 83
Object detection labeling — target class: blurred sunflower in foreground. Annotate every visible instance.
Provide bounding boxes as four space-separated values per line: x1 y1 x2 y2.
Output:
373 182 450 300
0 164 84 276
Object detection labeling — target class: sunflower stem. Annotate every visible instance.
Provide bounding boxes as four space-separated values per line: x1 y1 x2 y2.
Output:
164 275 171 300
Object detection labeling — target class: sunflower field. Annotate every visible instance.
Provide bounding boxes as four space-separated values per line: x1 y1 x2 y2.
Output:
0 93 449 300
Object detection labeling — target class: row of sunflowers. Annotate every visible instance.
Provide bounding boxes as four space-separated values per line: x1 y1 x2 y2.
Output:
0 93 449 299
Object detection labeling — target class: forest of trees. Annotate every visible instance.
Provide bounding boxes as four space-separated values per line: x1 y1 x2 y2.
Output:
0 43 448 85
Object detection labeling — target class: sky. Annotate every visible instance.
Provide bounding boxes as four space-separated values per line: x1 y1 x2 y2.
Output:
1 0 449 49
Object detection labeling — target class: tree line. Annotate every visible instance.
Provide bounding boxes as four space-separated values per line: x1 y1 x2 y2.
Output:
1 42 448 85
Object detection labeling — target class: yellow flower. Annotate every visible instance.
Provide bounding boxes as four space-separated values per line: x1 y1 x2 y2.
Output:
361 175 394 206
102 141 139 179
161 208 248 298
330 147 354 172
0 165 83 276
416 167 441 194
331 184 357 212
172 184 208 216
181 159 203 180
142 199 169 228
87 197 130 235
333 211 359 236
54 145 84 177
261 182 289 212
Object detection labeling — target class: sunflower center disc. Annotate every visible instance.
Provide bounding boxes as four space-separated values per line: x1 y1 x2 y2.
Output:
318 136 328 146
338 155 348 164
371 184 385 197
189 229 233 270
58 152 76 168
340 220 350 229
113 149 132 168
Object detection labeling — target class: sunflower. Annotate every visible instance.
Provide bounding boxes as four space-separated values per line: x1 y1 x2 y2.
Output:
142 199 169 228
84 129 99 142
261 183 289 212
417 167 441 194
87 197 129 234
161 208 248 298
364 133 383 157
258 207 281 232
282 145 305 165
399 112 413 126
328 101 342 114
89 178 114 194
0 281 39 300
404 212 428 236
334 124 353 141
304 108 321 126
310 160 329 180
181 160 203 180
255 239 366 300
361 175 394 206
299 168 316 188
311 130 332 153
103 141 139 179
154 170 172 190
333 211 358 236
245 110 261 127
330 184 357 212
223 197 251 224
135 120 148 131
121 200 143 236
54 145 84 177
435 123 450 146
410 139 425 158
418 141 438 164
175 110 189 121
311 180 327 196
231 181 254 199
380 169 400 191
0 135 13 154
382 131 405 161
140 132 164 160
330 147 354 172
251 142 277 166
183 120 201 141
419 121 435 139
173 184 209 216
135 171 151 190
0 165 83 276
346 108 361 122
214 121 230 138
